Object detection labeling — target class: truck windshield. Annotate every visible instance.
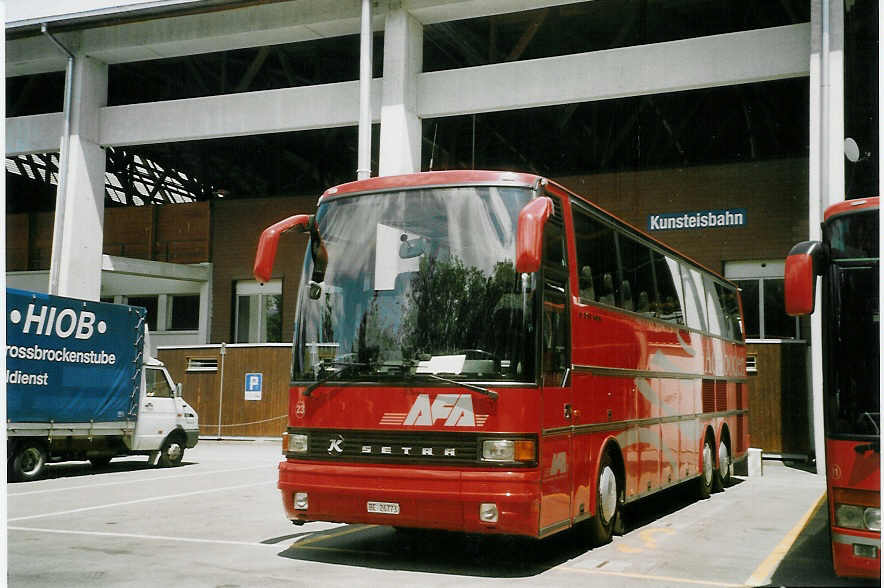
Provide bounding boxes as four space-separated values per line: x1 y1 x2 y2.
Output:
292 185 537 384
826 262 880 438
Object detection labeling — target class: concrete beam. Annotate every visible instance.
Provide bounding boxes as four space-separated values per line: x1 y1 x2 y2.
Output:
99 78 382 146
6 1 588 75
408 0 585 24
102 255 210 281
418 24 811 118
7 1 372 75
6 113 63 155
10 24 810 149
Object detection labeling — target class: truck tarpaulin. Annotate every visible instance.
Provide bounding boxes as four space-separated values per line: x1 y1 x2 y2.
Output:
5 288 146 423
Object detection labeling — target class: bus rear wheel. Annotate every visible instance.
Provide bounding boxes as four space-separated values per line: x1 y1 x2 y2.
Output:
586 451 619 546
714 439 731 491
697 436 714 499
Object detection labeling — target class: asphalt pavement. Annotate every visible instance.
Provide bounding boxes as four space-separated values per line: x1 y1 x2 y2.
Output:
5 440 879 587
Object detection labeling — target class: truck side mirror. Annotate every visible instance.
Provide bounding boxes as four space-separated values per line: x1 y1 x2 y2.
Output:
515 197 553 274
784 240 827 316
176 382 183 398
253 214 314 283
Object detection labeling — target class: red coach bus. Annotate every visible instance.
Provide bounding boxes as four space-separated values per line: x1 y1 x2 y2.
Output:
785 196 880 578
254 170 748 543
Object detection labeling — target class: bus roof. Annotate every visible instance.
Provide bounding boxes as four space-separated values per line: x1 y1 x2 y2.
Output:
824 196 879 222
319 170 540 200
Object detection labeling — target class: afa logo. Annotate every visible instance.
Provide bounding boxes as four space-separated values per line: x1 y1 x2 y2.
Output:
380 394 489 427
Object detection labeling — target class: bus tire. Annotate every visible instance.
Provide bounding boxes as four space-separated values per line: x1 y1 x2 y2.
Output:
12 442 47 482
714 434 731 491
587 451 619 546
697 434 714 499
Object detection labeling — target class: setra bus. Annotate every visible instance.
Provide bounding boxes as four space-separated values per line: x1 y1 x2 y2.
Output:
254 170 749 542
784 196 880 578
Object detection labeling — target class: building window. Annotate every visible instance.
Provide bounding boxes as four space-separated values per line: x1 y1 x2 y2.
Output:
726 261 800 340
126 295 158 331
235 279 282 343
167 295 200 331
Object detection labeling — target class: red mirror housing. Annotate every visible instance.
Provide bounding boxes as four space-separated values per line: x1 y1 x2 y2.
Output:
784 240 825 316
253 214 313 283
515 197 553 274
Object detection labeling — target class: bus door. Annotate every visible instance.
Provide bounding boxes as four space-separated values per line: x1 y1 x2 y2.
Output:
538 208 573 536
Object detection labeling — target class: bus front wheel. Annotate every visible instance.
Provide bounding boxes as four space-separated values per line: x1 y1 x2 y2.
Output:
586 451 619 546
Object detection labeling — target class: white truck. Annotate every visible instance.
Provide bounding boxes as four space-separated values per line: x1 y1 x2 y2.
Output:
6 288 200 481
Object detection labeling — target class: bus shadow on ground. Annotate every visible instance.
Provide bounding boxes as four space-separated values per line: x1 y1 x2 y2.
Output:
275 478 739 578
277 523 585 577
767 498 878 588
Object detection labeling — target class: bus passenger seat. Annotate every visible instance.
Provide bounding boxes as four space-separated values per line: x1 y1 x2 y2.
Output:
621 280 633 311
637 291 651 314
599 273 615 306
579 266 595 301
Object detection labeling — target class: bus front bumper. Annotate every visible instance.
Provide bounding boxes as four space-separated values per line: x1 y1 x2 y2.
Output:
278 460 542 537
832 528 880 579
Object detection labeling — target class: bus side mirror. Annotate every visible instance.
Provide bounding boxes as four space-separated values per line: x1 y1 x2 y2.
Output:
253 214 314 283
784 240 826 316
515 197 553 274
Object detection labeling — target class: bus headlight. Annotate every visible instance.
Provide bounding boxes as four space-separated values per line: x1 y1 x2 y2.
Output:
835 504 880 531
864 507 881 532
481 439 535 463
289 433 309 454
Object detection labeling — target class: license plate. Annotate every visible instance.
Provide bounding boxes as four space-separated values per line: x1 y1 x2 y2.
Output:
367 501 400 515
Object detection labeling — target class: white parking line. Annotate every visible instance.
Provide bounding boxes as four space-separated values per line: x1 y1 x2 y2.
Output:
8 464 273 497
8 526 280 548
8 480 275 522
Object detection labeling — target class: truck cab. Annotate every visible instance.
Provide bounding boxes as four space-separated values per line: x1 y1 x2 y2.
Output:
131 356 200 467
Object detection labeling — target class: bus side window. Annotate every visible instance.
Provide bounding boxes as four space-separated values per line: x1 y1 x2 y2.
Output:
703 275 727 337
573 206 618 306
651 251 685 325
618 234 657 316
680 264 709 332
542 213 569 380
716 282 744 341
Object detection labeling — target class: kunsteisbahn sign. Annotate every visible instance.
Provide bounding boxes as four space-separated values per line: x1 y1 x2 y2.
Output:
648 208 747 231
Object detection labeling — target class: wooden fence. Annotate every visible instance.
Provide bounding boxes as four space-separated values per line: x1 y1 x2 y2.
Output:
157 344 291 438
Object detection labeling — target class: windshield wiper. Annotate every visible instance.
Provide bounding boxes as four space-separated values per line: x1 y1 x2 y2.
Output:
422 373 498 400
303 360 372 397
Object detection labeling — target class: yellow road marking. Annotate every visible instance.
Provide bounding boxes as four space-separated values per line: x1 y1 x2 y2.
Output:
290 524 378 549
639 527 675 548
744 491 826 587
555 566 745 587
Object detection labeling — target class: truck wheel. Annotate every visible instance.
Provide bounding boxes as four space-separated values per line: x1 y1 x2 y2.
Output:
158 436 184 467
12 443 47 482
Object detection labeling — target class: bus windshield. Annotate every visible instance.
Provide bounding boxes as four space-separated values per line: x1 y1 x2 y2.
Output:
826 211 879 259
827 262 880 438
292 185 537 384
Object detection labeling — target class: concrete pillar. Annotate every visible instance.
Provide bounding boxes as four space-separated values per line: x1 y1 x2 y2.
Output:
49 55 108 301
378 4 422 176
